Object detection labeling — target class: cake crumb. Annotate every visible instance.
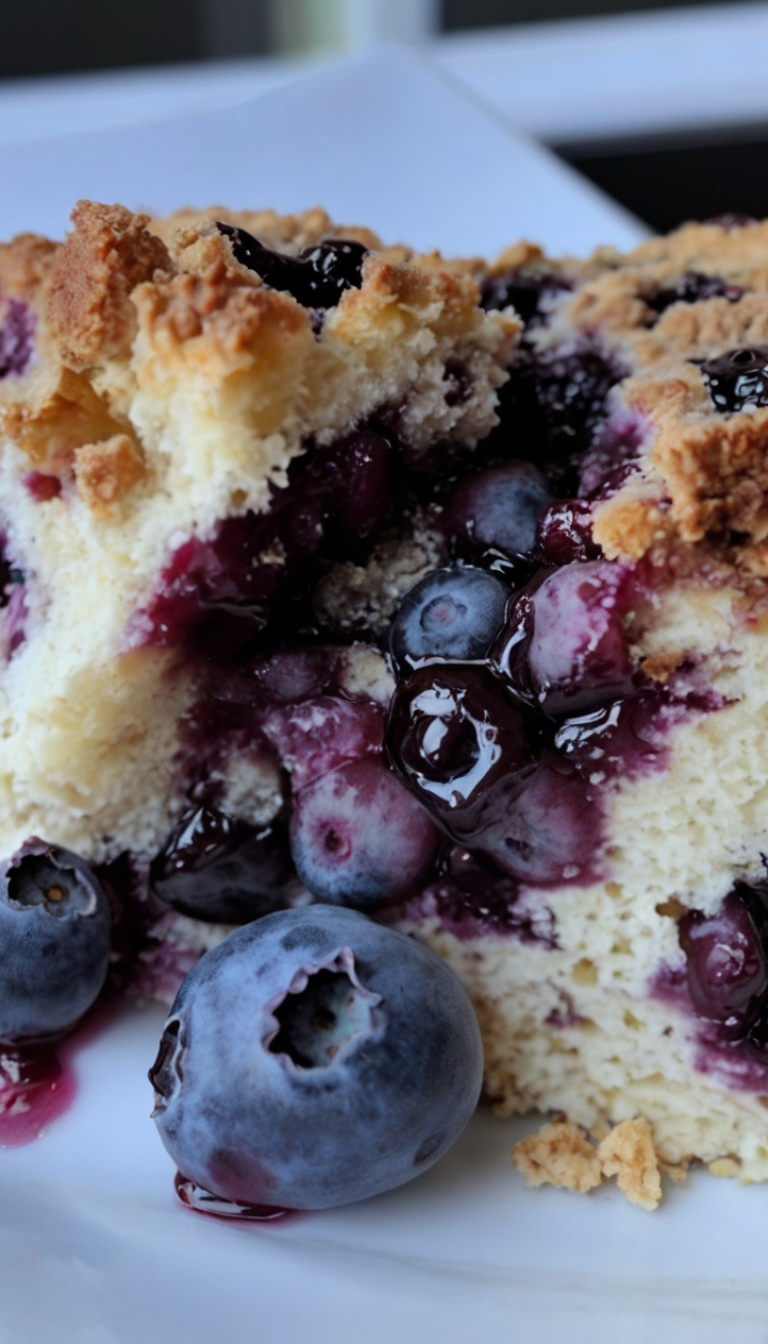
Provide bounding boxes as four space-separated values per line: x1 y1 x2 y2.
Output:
597 1117 662 1210
511 1121 602 1194
708 1157 741 1178
660 1158 690 1185
513 1116 667 1209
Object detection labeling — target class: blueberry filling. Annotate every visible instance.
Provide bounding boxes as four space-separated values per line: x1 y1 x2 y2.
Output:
677 882 768 1071
149 806 291 924
490 344 626 492
217 222 368 310
0 299 34 380
697 346 768 413
142 424 396 660
480 268 572 325
535 499 601 565
679 885 768 1034
646 271 743 319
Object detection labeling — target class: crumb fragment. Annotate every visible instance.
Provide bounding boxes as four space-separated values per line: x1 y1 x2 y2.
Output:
511 1121 603 1194
74 433 146 514
708 1157 741 1178
597 1117 662 1210
512 1115 667 1209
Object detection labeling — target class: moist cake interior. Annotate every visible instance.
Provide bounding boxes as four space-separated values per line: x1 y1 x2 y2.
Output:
3 201 768 1184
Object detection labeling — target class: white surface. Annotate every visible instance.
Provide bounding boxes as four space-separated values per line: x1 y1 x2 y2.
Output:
0 49 751 1344
439 1 768 143
0 47 646 256
0 1 766 150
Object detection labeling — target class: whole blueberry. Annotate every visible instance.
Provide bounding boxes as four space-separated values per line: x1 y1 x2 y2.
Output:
494 561 635 716
150 906 483 1210
679 886 768 1027
389 566 510 677
0 839 111 1043
448 461 552 561
289 756 440 909
697 346 768 413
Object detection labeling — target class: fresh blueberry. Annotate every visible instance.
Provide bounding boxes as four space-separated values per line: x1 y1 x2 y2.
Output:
389 566 510 677
0 839 111 1043
217 223 368 310
679 886 768 1028
289 756 440 909
696 346 768 413
150 905 483 1210
149 806 291 924
493 561 635 716
448 461 553 561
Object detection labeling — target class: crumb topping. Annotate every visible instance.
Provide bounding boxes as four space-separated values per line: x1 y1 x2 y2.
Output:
47 201 173 369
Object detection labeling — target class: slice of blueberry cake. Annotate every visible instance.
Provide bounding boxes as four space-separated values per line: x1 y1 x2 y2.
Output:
4 201 768 1191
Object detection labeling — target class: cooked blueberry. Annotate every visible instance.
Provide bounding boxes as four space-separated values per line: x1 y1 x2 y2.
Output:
389 566 510 676
534 499 601 565
149 806 290 924
0 839 111 1043
704 214 757 230
423 847 554 939
448 461 552 561
217 222 367 309
646 272 743 318
679 886 768 1026
494 561 634 716
491 343 624 489
150 905 483 1210
386 662 541 849
289 757 440 909
480 269 571 324
263 695 383 791
696 346 768 413
469 752 598 885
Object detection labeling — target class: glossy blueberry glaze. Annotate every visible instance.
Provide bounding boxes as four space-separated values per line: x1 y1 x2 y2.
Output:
697 346 768 413
217 223 367 311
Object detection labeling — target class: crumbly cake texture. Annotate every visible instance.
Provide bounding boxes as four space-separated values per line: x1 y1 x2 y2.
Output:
391 215 768 1192
0 200 516 865
7 206 768 1197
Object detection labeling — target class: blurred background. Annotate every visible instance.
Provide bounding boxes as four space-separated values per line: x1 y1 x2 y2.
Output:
2 0 768 230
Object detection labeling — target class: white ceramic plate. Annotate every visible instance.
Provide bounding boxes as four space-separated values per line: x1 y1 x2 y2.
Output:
2 50 760 1344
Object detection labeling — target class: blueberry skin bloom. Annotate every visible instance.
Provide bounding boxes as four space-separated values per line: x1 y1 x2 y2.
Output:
0 839 111 1044
150 906 483 1210
389 565 510 677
